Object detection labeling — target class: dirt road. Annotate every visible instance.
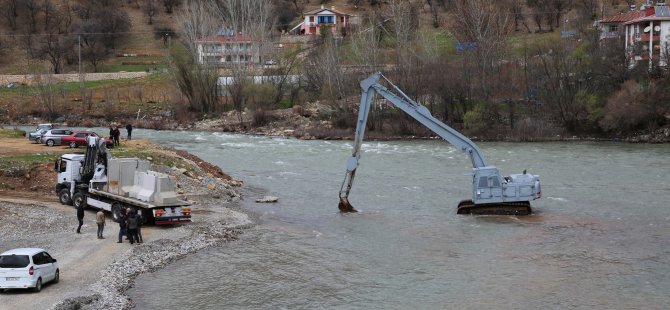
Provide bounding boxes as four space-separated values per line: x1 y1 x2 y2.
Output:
0 196 187 310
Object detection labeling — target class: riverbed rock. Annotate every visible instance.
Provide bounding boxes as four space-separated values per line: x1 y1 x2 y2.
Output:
255 196 279 203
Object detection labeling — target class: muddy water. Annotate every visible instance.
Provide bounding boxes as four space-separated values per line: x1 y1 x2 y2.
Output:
108 130 669 309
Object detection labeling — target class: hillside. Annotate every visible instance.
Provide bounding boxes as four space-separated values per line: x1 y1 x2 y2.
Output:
0 0 638 75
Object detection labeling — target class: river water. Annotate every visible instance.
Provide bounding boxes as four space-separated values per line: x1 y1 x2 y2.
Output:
53 128 668 309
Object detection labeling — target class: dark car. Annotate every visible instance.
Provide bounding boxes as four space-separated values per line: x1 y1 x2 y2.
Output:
60 131 113 148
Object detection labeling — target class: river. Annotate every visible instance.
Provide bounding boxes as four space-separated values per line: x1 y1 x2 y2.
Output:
20 127 669 309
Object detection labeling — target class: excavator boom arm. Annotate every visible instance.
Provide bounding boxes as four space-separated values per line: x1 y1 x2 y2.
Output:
339 73 489 212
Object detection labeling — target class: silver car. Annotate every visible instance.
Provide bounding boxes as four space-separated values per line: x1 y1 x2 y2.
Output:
0 248 59 292
27 123 54 143
41 129 74 147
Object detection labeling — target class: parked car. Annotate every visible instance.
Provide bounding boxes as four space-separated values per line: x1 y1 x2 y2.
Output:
41 129 74 147
60 131 113 148
0 248 59 292
27 124 54 143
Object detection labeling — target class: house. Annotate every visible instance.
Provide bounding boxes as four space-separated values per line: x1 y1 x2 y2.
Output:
623 1 670 66
598 8 651 40
598 1 670 67
196 28 260 65
290 5 351 36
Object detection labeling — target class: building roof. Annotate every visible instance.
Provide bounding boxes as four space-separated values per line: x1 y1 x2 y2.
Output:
624 6 670 24
599 10 649 24
304 6 351 16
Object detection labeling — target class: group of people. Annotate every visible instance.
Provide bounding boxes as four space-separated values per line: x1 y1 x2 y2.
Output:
116 206 143 244
108 123 133 146
75 205 143 244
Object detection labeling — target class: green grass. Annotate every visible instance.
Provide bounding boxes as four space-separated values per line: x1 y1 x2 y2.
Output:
0 153 62 176
110 145 191 171
0 78 145 95
0 128 26 138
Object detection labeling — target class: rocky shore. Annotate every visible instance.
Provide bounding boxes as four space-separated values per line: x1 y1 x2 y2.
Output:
0 134 253 310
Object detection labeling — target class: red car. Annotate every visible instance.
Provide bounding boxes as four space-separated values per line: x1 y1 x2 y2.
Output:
60 131 114 148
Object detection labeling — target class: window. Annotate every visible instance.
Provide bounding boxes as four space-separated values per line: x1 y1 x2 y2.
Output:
53 130 64 135
59 160 67 173
309 16 314 22
491 177 501 188
75 133 86 138
32 253 45 265
478 176 488 188
318 16 334 24
0 255 30 268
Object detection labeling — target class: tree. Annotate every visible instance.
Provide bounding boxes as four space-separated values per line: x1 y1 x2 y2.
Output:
163 0 181 14
25 0 40 33
43 0 56 31
172 0 220 113
144 0 159 25
3 0 19 30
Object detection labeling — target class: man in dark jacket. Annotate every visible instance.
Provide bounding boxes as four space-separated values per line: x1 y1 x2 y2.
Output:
125 123 133 140
117 208 127 243
126 210 140 244
76 204 84 233
113 127 121 146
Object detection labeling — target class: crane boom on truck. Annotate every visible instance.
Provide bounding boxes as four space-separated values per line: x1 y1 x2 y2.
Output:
338 73 541 215
55 136 191 224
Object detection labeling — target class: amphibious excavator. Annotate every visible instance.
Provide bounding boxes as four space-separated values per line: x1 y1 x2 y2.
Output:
338 73 541 215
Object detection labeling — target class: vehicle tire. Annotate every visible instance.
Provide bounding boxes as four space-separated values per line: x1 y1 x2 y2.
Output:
33 278 42 292
69 142 77 148
53 270 59 283
72 192 86 209
111 202 122 222
47 139 55 147
36 137 42 144
58 189 72 205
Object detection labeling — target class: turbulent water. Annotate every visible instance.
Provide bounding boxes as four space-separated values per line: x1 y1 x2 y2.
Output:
59 129 667 309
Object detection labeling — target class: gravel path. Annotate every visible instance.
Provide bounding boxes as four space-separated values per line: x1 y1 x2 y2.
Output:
0 194 253 310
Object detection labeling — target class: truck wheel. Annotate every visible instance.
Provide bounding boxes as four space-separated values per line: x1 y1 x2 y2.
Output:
58 189 72 205
111 203 122 222
69 142 77 148
72 192 86 208
47 139 55 147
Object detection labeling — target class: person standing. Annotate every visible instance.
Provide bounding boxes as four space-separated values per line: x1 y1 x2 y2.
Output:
76 204 85 233
117 208 127 243
96 209 105 239
126 210 139 244
109 126 114 139
125 123 133 140
136 211 143 243
113 126 121 146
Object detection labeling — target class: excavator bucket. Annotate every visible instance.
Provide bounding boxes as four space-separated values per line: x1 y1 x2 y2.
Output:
457 200 532 215
338 197 357 213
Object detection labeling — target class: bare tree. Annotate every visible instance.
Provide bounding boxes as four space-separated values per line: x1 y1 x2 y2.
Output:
350 11 382 73
33 74 61 120
163 0 181 14
3 0 19 30
217 0 274 119
173 0 220 113
43 0 56 31
452 0 514 99
145 0 159 25
25 0 40 33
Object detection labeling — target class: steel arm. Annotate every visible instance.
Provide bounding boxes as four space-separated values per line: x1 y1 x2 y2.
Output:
339 73 488 211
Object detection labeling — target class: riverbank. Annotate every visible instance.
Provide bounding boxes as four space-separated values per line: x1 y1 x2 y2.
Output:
0 130 251 309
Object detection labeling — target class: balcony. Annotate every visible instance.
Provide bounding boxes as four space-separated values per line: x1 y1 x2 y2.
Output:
600 31 620 39
638 34 661 41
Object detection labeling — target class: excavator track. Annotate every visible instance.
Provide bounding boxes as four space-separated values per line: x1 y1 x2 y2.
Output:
457 200 532 215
